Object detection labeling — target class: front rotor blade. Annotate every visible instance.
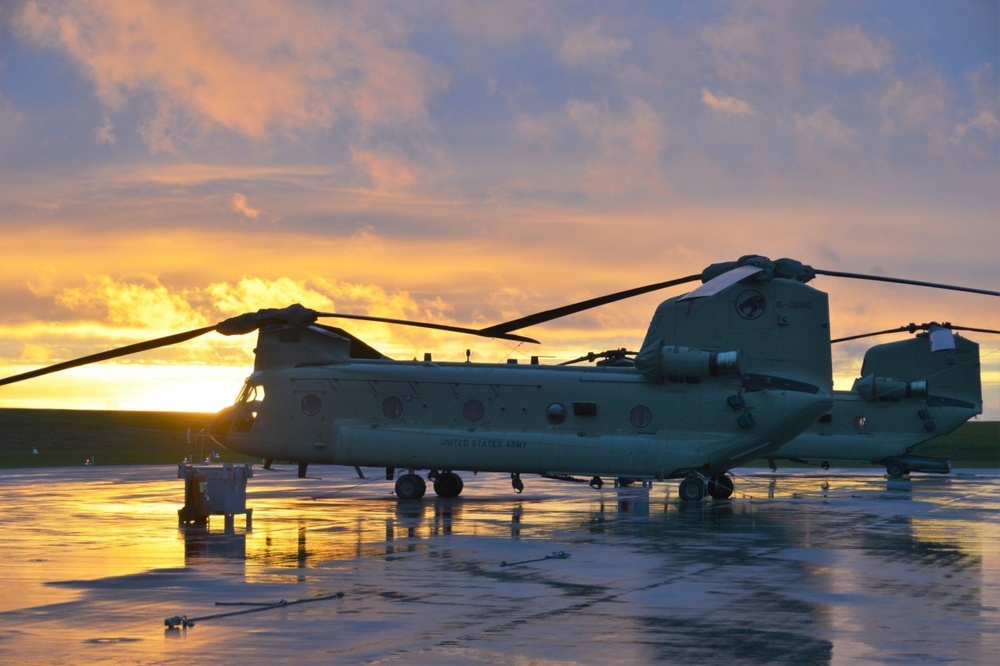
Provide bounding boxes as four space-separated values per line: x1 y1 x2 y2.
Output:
814 269 1000 297
0 325 218 387
478 274 702 336
315 312 539 344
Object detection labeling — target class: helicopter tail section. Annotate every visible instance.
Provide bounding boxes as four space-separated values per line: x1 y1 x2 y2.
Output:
636 275 833 465
852 333 982 432
638 275 832 397
771 332 983 475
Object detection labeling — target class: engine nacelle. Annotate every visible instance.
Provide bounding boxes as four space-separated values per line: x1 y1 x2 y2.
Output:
635 344 741 384
852 374 928 401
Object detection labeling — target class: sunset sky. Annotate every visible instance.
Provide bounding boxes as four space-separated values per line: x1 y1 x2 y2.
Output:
1 1 997 419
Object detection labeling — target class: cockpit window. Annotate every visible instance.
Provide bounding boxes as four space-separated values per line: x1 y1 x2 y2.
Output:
235 381 265 404
233 382 265 432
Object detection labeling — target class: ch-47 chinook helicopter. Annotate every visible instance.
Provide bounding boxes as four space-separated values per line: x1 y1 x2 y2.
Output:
1 255 995 501
758 322 997 479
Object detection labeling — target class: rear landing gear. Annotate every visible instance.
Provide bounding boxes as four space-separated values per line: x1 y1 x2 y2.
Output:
707 474 735 500
886 460 906 479
678 476 706 501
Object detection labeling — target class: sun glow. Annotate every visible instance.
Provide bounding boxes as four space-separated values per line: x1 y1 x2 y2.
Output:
0 363 248 413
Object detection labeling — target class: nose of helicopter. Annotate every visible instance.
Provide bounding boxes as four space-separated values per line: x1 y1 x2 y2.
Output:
207 404 236 443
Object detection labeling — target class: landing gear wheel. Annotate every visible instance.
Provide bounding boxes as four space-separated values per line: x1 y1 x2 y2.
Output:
678 476 706 502
395 473 427 499
433 472 464 498
886 460 906 478
707 474 735 500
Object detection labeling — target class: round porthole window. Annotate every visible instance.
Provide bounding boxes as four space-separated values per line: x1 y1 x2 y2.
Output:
382 396 404 419
546 402 567 425
853 415 868 431
630 405 652 429
301 394 322 416
463 399 485 422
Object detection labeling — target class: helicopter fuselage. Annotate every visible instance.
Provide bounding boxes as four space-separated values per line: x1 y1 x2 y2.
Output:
775 390 979 468
217 358 831 480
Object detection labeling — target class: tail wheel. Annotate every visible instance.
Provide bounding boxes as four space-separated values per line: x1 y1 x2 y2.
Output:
395 473 427 499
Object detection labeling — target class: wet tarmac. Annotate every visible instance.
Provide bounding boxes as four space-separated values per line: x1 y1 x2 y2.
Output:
0 464 997 665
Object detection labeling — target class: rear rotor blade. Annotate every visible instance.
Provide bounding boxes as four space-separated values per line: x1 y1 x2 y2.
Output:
831 325 915 344
477 274 702 336
832 322 1000 344
814 269 1000 297
947 325 1000 335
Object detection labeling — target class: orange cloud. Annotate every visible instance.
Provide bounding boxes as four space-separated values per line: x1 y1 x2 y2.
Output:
14 1 446 151
558 20 631 66
701 88 755 116
793 105 860 171
566 97 666 198
51 275 205 330
818 24 892 74
701 3 812 91
352 150 418 190
230 193 263 221
2 205 997 414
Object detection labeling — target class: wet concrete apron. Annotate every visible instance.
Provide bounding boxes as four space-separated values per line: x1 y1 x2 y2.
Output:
0 466 996 664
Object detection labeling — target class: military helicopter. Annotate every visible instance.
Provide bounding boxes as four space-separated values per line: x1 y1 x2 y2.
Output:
760 322 996 478
1 256 994 501
569 322 994 490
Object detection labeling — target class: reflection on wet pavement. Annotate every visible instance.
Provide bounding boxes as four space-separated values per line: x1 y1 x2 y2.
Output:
0 465 996 664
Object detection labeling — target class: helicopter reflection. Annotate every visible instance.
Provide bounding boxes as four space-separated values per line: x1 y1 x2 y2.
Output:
179 481 671 570
176 474 809 569
176 468 992 642
1 465 996 663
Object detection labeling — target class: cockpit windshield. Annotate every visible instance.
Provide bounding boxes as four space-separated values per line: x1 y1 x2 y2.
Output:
236 380 264 405
233 381 265 432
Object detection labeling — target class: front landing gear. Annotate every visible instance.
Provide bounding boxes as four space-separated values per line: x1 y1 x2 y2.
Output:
432 471 464 498
396 471 466 499
395 473 427 499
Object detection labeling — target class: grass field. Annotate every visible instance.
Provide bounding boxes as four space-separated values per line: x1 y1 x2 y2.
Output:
0 408 996 469
0 409 255 468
